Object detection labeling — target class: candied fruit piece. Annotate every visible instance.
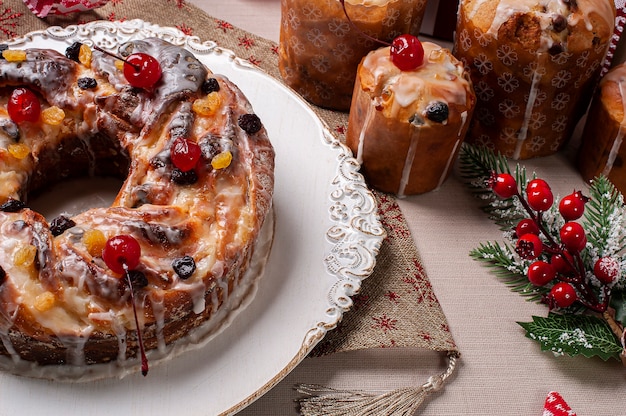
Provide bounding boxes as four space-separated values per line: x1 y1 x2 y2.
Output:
84 229 106 257
79 44 92 67
65 42 82 62
14 244 37 268
114 60 124 71
211 151 233 170
34 291 56 312
2 50 27 62
192 92 221 116
42 106 65 125
238 113 262 134
8 143 30 160
201 78 220 94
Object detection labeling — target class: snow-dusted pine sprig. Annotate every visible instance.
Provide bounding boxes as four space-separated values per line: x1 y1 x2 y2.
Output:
459 143 626 363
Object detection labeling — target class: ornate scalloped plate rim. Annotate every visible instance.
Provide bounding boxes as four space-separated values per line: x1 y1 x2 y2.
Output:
0 19 385 415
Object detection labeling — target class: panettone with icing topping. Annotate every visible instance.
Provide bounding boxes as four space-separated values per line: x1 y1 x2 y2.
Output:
346 41 475 196
454 0 615 159
0 38 274 380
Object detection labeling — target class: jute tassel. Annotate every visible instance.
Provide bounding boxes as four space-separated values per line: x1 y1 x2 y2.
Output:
296 352 459 416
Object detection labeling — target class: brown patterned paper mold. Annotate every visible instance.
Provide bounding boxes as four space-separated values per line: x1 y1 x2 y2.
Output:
346 41 476 196
578 62 626 193
453 0 615 160
278 0 427 111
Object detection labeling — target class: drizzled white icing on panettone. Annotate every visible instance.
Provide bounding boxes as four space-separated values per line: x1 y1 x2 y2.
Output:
466 0 615 51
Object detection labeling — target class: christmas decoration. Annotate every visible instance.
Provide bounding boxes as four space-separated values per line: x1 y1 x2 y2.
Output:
459 143 626 363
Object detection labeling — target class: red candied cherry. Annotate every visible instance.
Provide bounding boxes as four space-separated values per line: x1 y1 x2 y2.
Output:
390 34 424 71
515 218 540 238
550 252 575 275
516 233 543 259
594 256 620 285
170 137 201 172
558 191 588 221
548 282 577 308
489 172 518 199
7 87 41 123
123 53 162 89
559 222 587 253
526 181 553 212
527 260 556 286
102 234 141 274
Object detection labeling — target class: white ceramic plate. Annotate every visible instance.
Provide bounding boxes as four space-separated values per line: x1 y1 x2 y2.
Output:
0 20 385 415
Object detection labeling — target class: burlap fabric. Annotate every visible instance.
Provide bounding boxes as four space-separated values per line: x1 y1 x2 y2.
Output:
4 0 459 412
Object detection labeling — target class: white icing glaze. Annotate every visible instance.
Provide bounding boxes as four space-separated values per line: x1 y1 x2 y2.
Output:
361 42 471 118
0 208 274 381
467 0 615 51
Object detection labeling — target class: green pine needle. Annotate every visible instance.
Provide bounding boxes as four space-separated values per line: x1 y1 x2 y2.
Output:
460 143 626 360
518 314 623 361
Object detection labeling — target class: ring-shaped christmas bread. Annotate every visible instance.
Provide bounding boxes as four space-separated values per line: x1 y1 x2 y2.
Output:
0 38 275 379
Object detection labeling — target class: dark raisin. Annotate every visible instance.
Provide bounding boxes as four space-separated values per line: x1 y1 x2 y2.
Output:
77 77 97 90
172 255 196 280
0 199 26 213
552 15 567 33
0 44 7 60
171 168 198 185
548 43 564 55
49 215 76 237
0 265 5 285
127 270 149 289
201 78 220 94
65 41 83 62
238 113 263 134
425 102 449 123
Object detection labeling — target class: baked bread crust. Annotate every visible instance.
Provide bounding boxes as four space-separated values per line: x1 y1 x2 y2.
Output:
454 0 615 159
0 38 274 378
278 0 427 111
577 63 626 192
346 42 475 196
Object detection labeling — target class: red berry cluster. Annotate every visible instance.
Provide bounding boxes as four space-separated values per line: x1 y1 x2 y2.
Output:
489 172 617 312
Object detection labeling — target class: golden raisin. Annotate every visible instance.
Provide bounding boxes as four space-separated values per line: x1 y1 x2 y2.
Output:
34 291 56 312
78 44 92 68
14 244 37 268
41 106 65 126
83 229 106 257
2 50 27 62
192 92 221 116
8 143 30 160
211 150 233 170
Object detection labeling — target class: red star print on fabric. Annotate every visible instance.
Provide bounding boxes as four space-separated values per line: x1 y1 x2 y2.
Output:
238 35 255 49
385 291 400 303
372 314 398 333
216 20 233 33
247 56 261 66
0 1 23 39
177 23 193 36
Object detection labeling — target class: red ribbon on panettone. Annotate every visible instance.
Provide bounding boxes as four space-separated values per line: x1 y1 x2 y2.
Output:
542 392 576 416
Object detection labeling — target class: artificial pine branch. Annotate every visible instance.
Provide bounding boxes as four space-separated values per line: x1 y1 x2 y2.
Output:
459 143 626 362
